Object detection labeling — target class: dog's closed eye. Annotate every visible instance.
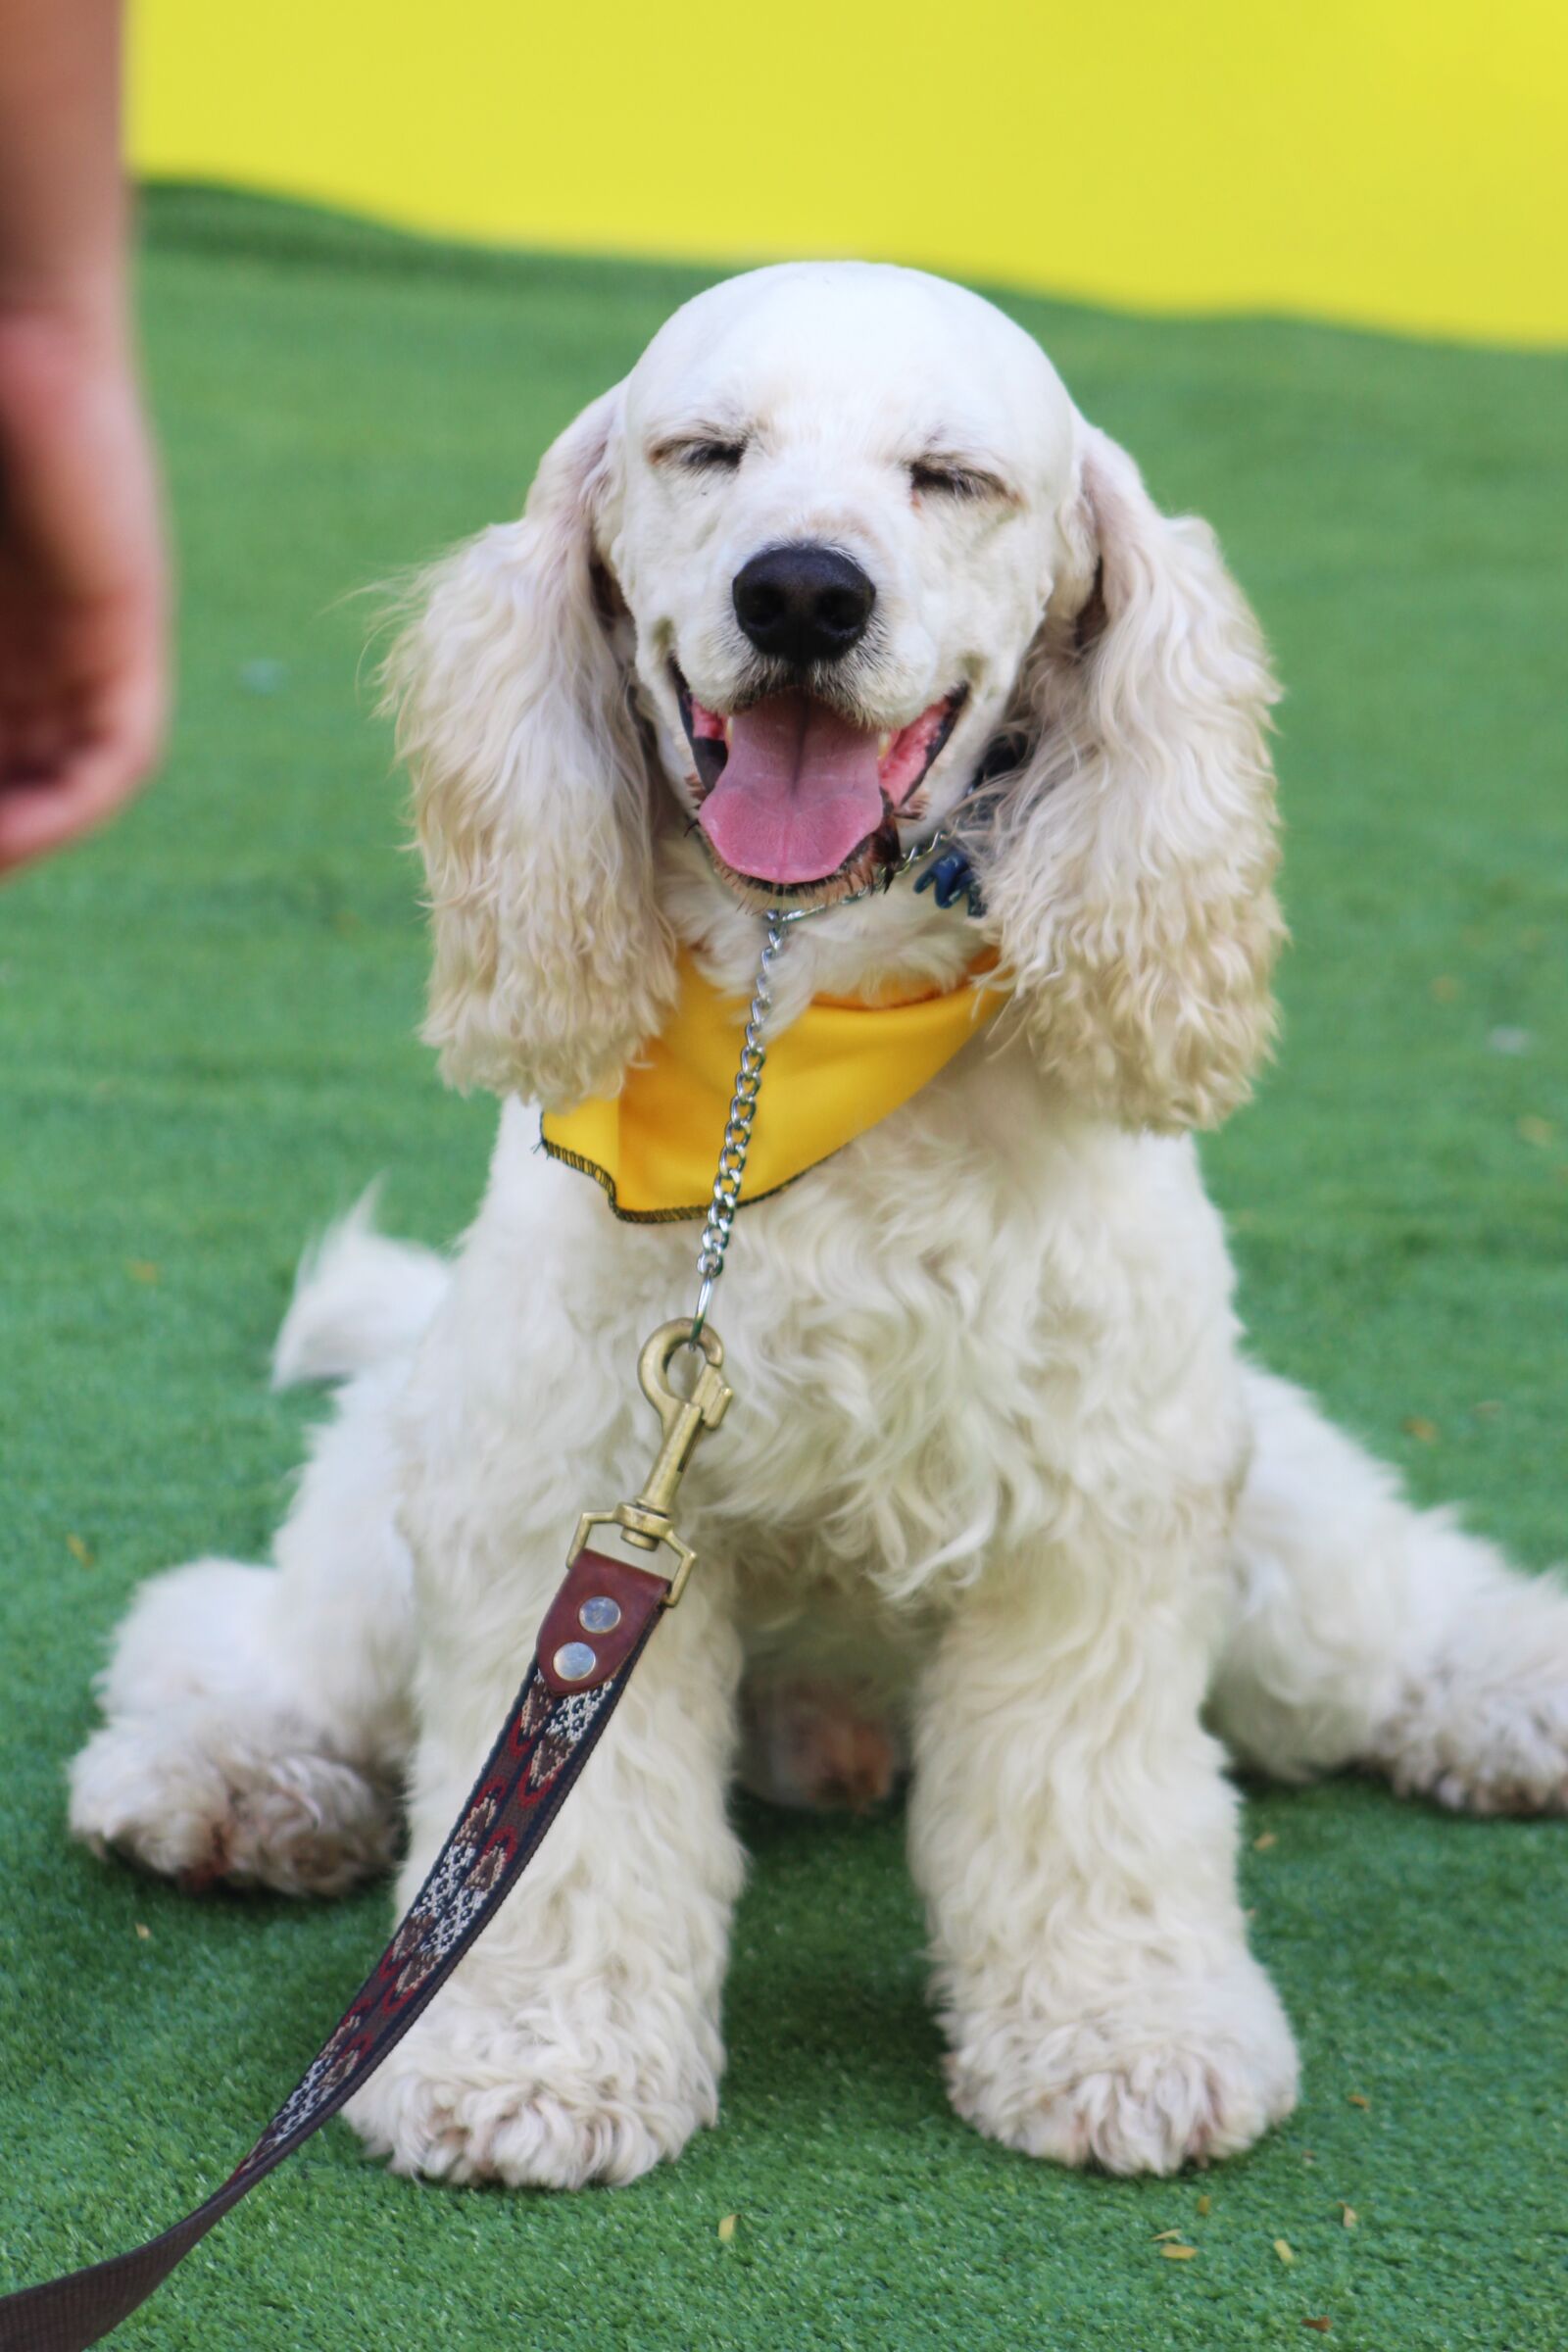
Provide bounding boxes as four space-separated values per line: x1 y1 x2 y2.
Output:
654 435 748 475
908 456 1012 504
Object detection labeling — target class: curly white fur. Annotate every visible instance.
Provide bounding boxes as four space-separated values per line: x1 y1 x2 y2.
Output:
71 264 1566 2190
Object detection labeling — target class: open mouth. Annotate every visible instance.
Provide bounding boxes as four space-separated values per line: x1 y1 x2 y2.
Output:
673 668 965 898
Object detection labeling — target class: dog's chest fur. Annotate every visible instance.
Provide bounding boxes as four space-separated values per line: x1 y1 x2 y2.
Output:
401 1033 1250 1642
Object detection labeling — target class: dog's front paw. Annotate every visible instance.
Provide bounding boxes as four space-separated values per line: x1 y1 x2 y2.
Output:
343 1990 721 2189
945 1955 1298 2175
69 1704 398 1896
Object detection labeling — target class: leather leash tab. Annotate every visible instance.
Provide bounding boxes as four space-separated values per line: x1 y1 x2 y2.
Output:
536 1548 671 1696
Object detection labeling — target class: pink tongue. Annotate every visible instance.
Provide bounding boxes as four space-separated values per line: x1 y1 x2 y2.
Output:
698 693 883 885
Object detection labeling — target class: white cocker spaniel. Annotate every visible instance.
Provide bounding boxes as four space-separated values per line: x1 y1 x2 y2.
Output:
70 263 1568 2184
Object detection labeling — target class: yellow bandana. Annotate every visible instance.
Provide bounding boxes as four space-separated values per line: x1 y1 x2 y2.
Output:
541 949 1006 1221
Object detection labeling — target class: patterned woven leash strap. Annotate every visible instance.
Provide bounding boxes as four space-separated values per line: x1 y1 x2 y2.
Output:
0 1544 671 2352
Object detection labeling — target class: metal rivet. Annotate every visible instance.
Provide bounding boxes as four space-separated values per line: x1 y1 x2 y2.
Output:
553 1642 597 1683
579 1595 621 1635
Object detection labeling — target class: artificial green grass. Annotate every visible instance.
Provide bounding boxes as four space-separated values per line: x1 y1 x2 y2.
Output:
2 185 1565 2350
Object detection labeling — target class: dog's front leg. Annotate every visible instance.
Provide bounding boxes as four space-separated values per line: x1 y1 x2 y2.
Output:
907 1511 1298 2175
345 1523 743 2190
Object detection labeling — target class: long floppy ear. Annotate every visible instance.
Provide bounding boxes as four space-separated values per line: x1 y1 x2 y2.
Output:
977 425 1284 1131
385 386 674 1106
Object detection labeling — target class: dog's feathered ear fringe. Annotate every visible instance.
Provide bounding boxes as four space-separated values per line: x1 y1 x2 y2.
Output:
976 425 1284 1131
384 386 675 1108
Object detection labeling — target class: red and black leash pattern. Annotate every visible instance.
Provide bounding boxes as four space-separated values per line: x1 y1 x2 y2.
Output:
0 1547 670 2352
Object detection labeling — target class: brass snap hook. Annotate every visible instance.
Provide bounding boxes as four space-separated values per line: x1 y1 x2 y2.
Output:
631 1319 732 1531
564 1321 732 1608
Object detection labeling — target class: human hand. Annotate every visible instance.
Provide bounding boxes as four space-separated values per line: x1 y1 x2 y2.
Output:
0 305 167 873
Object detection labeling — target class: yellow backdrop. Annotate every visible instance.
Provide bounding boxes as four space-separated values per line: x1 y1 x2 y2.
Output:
129 0 1566 346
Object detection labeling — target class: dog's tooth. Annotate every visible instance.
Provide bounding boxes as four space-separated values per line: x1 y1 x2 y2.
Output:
723 716 733 746
877 731 893 759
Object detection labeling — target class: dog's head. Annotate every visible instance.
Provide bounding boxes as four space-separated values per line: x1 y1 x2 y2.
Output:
391 262 1281 1129
611 266 1073 913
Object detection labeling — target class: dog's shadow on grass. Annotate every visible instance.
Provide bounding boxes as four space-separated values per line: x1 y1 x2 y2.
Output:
718 1791 953 2137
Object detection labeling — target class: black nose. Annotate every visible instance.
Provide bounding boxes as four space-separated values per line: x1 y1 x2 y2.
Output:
732 542 875 665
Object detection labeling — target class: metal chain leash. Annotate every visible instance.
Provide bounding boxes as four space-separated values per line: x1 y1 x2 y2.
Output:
679 744 1005 1351
689 909 788 1346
